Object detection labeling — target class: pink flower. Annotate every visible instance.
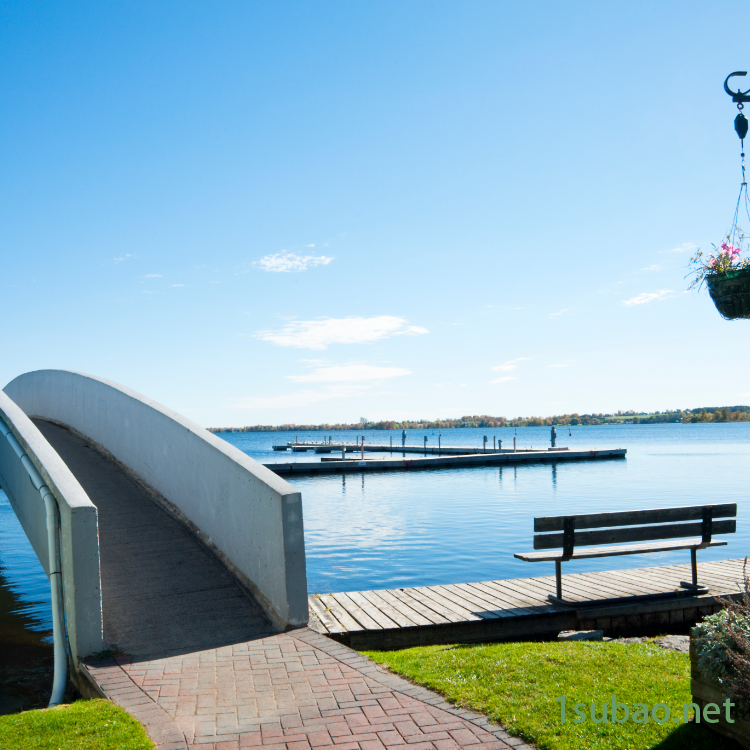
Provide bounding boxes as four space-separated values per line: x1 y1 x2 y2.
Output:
708 257 716 268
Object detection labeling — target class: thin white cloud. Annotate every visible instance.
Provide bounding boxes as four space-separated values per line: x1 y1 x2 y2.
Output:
305 244 315 247
287 364 410 383
492 357 530 372
642 264 661 271
252 252 334 273
550 309 568 318
144 274 163 278
621 290 674 306
490 376 516 384
659 242 697 254
114 254 132 263
255 316 429 350
172 283 185 287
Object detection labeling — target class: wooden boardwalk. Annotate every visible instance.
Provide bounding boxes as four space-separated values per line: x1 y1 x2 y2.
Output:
308 558 747 649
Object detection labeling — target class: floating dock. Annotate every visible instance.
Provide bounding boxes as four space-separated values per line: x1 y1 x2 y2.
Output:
307 558 745 649
274 441 545 455
266 447 625 474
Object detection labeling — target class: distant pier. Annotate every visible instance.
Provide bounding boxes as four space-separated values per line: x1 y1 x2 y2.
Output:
266 444 626 474
274 440 574 455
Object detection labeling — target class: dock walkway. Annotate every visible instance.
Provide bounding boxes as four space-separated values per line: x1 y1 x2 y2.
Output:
307 559 746 650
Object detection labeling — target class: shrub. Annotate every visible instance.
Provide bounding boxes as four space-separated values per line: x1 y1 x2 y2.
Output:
694 558 750 715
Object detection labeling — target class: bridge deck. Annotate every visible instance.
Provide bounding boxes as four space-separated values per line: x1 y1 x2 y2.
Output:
307 558 747 650
34 419 272 657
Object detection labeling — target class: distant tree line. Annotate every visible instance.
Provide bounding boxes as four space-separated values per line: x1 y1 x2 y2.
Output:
207 406 750 432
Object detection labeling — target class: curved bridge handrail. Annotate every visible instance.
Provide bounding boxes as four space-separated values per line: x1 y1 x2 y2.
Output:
0 389 103 663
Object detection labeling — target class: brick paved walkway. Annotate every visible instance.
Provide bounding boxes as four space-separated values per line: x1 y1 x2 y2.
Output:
83 628 532 750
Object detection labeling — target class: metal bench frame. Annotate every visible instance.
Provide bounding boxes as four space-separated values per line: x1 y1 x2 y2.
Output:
514 504 737 607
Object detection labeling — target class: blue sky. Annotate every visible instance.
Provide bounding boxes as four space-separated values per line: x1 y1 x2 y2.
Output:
3 1 750 426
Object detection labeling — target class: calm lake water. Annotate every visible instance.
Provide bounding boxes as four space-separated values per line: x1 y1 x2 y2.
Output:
2 423 748 637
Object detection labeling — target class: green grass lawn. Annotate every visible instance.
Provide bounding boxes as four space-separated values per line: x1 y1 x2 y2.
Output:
364 640 739 750
0 699 153 750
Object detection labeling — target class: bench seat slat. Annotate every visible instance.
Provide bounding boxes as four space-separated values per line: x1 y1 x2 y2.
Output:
533 519 735 550
534 503 737 532
515 538 728 562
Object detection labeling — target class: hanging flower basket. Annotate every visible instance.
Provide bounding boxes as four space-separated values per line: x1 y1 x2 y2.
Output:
706 267 750 320
688 240 750 320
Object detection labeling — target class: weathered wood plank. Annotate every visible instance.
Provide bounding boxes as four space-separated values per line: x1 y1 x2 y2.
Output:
539 523 735 550
481 577 559 607
572 570 668 597
345 590 400 629
408 586 479 622
422 585 492 619
520 538 728 559
386 588 452 625
648 560 741 589
357 589 421 628
471 579 551 610
437 584 508 618
333 592 384 630
307 594 338 633
590 568 680 593
370 589 434 626
700 560 748 583
534 504 737 532
458 581 542 615
317 593 363 632
521 572 633 602
489 576 563 603
571 569 670 598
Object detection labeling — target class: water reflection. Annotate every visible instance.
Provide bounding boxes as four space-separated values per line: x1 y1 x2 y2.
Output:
220 424 750 594
0 490 55 713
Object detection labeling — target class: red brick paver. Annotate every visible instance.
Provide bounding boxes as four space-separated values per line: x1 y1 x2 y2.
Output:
83 629 532 750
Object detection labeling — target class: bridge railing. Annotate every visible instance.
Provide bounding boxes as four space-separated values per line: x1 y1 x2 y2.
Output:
0 390 104 666
5 370 308 630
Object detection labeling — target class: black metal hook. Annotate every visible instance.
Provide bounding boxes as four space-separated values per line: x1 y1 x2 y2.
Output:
724 71 750 103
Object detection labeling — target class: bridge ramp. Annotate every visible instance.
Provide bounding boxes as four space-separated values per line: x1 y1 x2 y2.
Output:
34 419 272 657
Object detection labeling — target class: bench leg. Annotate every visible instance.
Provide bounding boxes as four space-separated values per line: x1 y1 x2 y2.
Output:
692 548 698 586
679 548 708 592
556 560 562 600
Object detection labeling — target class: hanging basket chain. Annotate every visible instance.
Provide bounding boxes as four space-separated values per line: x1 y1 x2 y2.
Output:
698 73 750 320
729 90 750 246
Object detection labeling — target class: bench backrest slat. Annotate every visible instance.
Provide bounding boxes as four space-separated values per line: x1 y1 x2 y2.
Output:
533 503 737 533
533 519 736 550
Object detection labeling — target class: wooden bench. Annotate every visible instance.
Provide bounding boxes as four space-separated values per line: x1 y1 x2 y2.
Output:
514 504 737 606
